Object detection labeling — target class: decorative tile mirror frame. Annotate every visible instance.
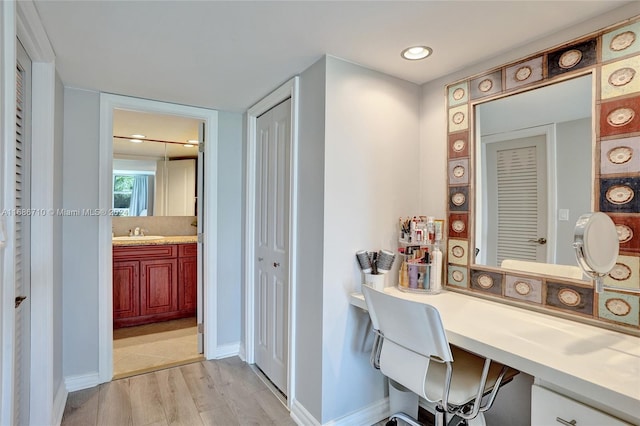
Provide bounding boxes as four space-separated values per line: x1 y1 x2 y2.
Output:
445 15 640 335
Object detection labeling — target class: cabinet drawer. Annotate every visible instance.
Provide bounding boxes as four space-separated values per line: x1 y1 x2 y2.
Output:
113 244 177 260
531 385 629 426
178 243 197 258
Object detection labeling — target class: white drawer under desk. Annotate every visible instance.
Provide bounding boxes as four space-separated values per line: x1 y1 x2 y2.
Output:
531 384 630 426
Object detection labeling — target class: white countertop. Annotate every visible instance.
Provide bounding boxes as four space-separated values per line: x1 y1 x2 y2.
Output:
350 287 640 423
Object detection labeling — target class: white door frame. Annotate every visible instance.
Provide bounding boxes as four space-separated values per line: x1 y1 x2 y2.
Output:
1 1 57 425
98 94 218 383
244 77 299 408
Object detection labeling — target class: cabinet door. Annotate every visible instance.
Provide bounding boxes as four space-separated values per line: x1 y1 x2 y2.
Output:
531 385 630 426
113 260 140 319
140 259 178 316
179 256 197 312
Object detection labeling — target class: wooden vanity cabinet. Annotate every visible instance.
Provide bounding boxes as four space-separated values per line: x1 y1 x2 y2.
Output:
113 260 140 319
178 243 197 312
140 258 178 316
113 243 196 328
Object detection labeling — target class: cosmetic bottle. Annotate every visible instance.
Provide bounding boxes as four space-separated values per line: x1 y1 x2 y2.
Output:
429 241 442 293
422 250 430 289
408 262 419 289
399 259 408 287
426 216 435 245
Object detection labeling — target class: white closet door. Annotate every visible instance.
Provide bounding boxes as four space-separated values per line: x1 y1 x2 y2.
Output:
486 135 547 266
254 98 291 395
14 38 32 426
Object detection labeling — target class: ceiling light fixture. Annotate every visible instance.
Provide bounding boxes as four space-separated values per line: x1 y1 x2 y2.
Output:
129 139 143 143
130 134 146 139
401 46 432 60
187 139 199 144
184 144 195 148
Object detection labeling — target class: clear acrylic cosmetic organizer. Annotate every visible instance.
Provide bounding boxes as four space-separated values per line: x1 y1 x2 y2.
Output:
397 242 442 294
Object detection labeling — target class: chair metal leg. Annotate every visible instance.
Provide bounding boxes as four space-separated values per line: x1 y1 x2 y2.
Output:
446 414 470 426
370 331 383 369
388 412 422 426
435 405 446 426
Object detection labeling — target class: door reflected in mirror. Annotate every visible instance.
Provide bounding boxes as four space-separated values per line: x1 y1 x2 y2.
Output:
474 74 593 270
112 109 201 216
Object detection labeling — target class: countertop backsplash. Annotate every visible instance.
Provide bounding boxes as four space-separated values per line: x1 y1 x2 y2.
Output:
112 216 197 237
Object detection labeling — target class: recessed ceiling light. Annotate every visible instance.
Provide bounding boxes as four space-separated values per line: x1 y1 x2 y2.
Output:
401 46 432 60
130 134 146 139
129 139 143 143
187 139 199 144
184 144 195 148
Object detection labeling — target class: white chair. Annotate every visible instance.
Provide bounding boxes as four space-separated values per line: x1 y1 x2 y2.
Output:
362 286 518 426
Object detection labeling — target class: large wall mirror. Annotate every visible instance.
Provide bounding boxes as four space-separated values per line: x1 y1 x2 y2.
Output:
474 74 592 270
112 109 201 216
445 16 640 334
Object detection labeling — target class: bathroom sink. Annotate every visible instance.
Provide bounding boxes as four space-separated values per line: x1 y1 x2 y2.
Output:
112 235 165 241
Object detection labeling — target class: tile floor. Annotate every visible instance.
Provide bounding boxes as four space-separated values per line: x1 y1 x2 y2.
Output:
113 317 203 379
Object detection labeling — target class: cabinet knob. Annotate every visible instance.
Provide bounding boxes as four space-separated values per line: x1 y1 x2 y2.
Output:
258 257 264 262
555 418 577 426
273 262 280 268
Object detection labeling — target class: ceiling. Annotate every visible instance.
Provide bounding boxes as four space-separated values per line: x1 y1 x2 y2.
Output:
34 1 632 113
112 109 201 160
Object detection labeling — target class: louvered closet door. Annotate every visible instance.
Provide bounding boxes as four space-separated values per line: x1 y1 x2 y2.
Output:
14 39 32 426
486 135 547 267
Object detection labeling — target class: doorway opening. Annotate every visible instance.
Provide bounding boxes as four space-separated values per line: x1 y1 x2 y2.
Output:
110 109 204 378
98 94 218 384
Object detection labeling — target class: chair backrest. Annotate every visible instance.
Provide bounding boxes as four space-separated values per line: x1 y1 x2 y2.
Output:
362 286 453 399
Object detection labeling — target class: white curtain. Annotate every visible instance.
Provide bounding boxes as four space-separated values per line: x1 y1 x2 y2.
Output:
129 175 149 216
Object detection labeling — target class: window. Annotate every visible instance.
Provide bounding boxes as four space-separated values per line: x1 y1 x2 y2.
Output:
112 174 134 216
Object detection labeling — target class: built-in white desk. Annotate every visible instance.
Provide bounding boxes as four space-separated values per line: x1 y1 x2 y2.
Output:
350 287 640 424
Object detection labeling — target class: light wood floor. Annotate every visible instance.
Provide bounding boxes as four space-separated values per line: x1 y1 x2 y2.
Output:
113 317 203 379
61 357 296 426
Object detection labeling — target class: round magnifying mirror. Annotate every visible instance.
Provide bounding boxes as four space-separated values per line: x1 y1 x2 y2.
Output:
573 212 619 292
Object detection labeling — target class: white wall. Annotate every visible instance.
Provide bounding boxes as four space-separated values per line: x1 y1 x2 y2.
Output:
295 56 327 421
61 88 243 380
556 117 591 266
320 56 421 422
62 88 101 377
217 111 243 346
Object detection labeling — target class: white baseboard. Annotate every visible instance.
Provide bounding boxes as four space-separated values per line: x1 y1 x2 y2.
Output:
52 380 68 426
238 341 246 361
64 372 101 392
324 397 389 426
214 341 240 359
291 399 321 426
291 397 389 426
